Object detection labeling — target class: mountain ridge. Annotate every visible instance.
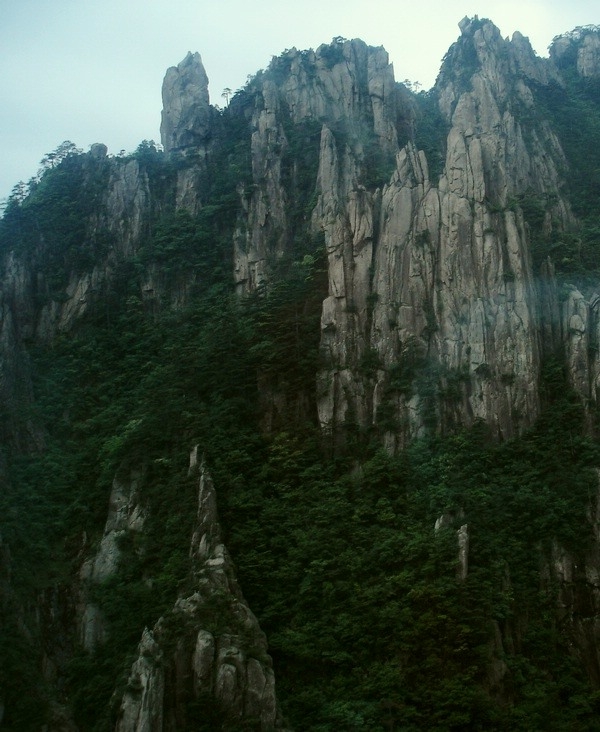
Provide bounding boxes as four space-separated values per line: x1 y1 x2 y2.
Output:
2 17 600 730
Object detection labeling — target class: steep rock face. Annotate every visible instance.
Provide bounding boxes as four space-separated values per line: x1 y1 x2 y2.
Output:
550 26 600 78
79 469 147 651
0 55 219 375
563 287 592 402
559 287 600 416
368 18 577 442
0 151 155 471
114 449 283 731
578 32 600 77
1 22 584 449
368 18 571 442
233 39 405 295
314 122 378 433
1 19 599 726
161 52 212 155
103 158 151 258
161 52 217 214
508 30 562 85
0 152 147 344
0 143 205 725
232 23 577 443
0 142 204 358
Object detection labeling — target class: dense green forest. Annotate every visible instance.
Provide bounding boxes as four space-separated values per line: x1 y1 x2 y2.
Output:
2 31 600 731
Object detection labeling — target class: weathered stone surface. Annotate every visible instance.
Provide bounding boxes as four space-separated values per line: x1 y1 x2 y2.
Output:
434 512 469 580
578 32 600 77
233 78 289 293
234 39 402 296
0 143 204 356
114 451 283 730
550 27 600 78
2 19 600 723
84 470 146 584
563 287 590 400
89 142 108 159
115 629 165 732
79 469 146 651
546 285 600 421
104 159 150 259
317 21 568 440
230 23 584 443
1 21 588 449
161 51 212 155
457 524 469 581
509 31 562 85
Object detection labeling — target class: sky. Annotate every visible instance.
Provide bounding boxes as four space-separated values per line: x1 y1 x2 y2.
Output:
0 0 595 202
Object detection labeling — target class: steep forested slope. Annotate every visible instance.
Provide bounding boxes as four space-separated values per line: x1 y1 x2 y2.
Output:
1 18 600 731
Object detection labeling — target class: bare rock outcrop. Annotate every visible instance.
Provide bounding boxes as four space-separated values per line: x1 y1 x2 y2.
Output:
161 52 212 155
114 449 283 731
553 286 600 418
3 22 589 448
233 38 403 296
232 22 579 444
103 158 151 258
160 51 219 214
550 26 600 78
2 19 600 724
577 32 600 77
78 469 147 651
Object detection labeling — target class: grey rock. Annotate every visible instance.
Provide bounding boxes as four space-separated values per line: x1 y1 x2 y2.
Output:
550 27 600 78
457 524 469 581
230 22 582 443
434 512 469 580
1 20 600 719
104 159 150 259
89 142 108 159
114 450 284 730
578 32 600 77
115 629 165 732
78 469 146 651
161 52 212 155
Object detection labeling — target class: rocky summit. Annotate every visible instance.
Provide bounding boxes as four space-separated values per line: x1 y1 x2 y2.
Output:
2 17 600 731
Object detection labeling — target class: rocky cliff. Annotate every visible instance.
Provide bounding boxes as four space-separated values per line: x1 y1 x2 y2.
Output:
1 21 590 446
227 20 581 446
114 449 282 731
1 17 600 731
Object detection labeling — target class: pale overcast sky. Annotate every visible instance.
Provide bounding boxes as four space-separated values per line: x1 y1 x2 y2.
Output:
0 0 595 201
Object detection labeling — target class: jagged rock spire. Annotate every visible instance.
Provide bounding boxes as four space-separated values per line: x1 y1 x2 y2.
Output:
114 449 283 730
160 51 212 154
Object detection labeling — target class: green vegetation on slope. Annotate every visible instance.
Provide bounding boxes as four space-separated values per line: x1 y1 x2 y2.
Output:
2 53 600 729
4 252 600 731
526 40 600 283
3 232 600 730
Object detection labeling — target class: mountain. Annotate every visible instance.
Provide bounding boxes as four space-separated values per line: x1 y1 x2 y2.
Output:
1 16 600 730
